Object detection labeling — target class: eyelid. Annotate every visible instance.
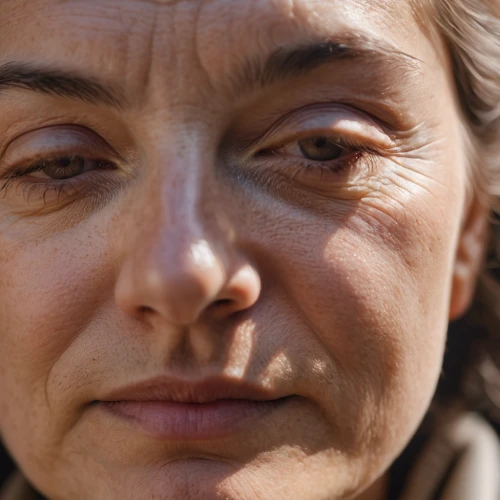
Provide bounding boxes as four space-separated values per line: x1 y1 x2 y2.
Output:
250 103 394 154
0 124 123 176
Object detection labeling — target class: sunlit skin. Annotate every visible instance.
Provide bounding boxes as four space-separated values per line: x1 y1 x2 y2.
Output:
0 0 487 499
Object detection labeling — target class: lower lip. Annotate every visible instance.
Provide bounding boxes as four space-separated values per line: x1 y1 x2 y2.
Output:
100 399 287 440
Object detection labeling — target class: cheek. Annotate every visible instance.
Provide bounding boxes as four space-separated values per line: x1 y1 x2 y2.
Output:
0 221 113 468
0 231 108 372
253 179 461 460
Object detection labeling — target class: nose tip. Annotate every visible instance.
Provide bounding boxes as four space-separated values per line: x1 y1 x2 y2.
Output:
115 239 261 326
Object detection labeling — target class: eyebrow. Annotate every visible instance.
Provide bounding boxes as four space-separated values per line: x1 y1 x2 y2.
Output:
0 61 125 108
231 35 423 94
0 36 421 108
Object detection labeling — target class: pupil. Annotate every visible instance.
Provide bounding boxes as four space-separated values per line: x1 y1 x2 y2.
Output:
58 157 72 168
42 156 86 180
312 137 328 148
298 137 344 161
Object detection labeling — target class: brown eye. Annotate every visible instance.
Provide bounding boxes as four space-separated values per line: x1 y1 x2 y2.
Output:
298 137 345 161
40 156 87 180
32 156 110 180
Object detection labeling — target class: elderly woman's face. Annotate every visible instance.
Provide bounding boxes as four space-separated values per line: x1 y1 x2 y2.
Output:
0 0 481 498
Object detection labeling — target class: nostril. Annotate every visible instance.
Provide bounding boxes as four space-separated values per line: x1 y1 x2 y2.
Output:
215 299 232 307
138 305 155 315
206 298 240 317
115 250 260 324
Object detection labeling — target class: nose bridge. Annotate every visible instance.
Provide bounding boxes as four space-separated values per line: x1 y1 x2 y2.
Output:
141 160 226 279
149 137 228 260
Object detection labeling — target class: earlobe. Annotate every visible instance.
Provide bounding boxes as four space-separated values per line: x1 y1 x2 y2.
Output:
449 194 489 321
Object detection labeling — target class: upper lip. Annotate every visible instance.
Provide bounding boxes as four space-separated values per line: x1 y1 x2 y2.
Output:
100 375 283 404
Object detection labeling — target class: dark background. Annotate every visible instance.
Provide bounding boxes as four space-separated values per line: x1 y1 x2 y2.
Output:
0 442 13 488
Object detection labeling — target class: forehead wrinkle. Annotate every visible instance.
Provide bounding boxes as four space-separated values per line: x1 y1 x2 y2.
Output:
124 0 204 4
0 0 435 116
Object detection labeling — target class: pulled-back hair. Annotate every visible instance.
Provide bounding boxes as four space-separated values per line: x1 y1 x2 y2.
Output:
387 3 500 496
413 0 500 430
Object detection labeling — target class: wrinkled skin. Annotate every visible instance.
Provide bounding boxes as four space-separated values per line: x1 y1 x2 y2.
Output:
0 0 486 499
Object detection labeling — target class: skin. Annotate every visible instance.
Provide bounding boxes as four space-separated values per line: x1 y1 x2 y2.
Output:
0 0 487 499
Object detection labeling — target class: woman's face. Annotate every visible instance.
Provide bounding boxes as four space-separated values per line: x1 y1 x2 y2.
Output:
0 1 482 499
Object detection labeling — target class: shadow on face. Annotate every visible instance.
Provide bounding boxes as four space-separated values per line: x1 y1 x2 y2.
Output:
0 0 473 499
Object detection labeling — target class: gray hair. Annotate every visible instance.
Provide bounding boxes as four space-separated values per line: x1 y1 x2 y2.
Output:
418 0 500 423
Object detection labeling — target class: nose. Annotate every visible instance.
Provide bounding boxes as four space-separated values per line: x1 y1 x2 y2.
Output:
114 171 261 327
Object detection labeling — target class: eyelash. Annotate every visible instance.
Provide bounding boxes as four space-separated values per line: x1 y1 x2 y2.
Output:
259 134 380 174
0 131 380 207
0 156 115 203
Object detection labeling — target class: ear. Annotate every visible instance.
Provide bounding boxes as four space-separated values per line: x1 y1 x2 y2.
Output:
449 193 489 321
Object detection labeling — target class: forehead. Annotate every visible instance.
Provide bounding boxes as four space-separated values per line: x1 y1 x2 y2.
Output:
1 0 417 33
0 0 433 94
